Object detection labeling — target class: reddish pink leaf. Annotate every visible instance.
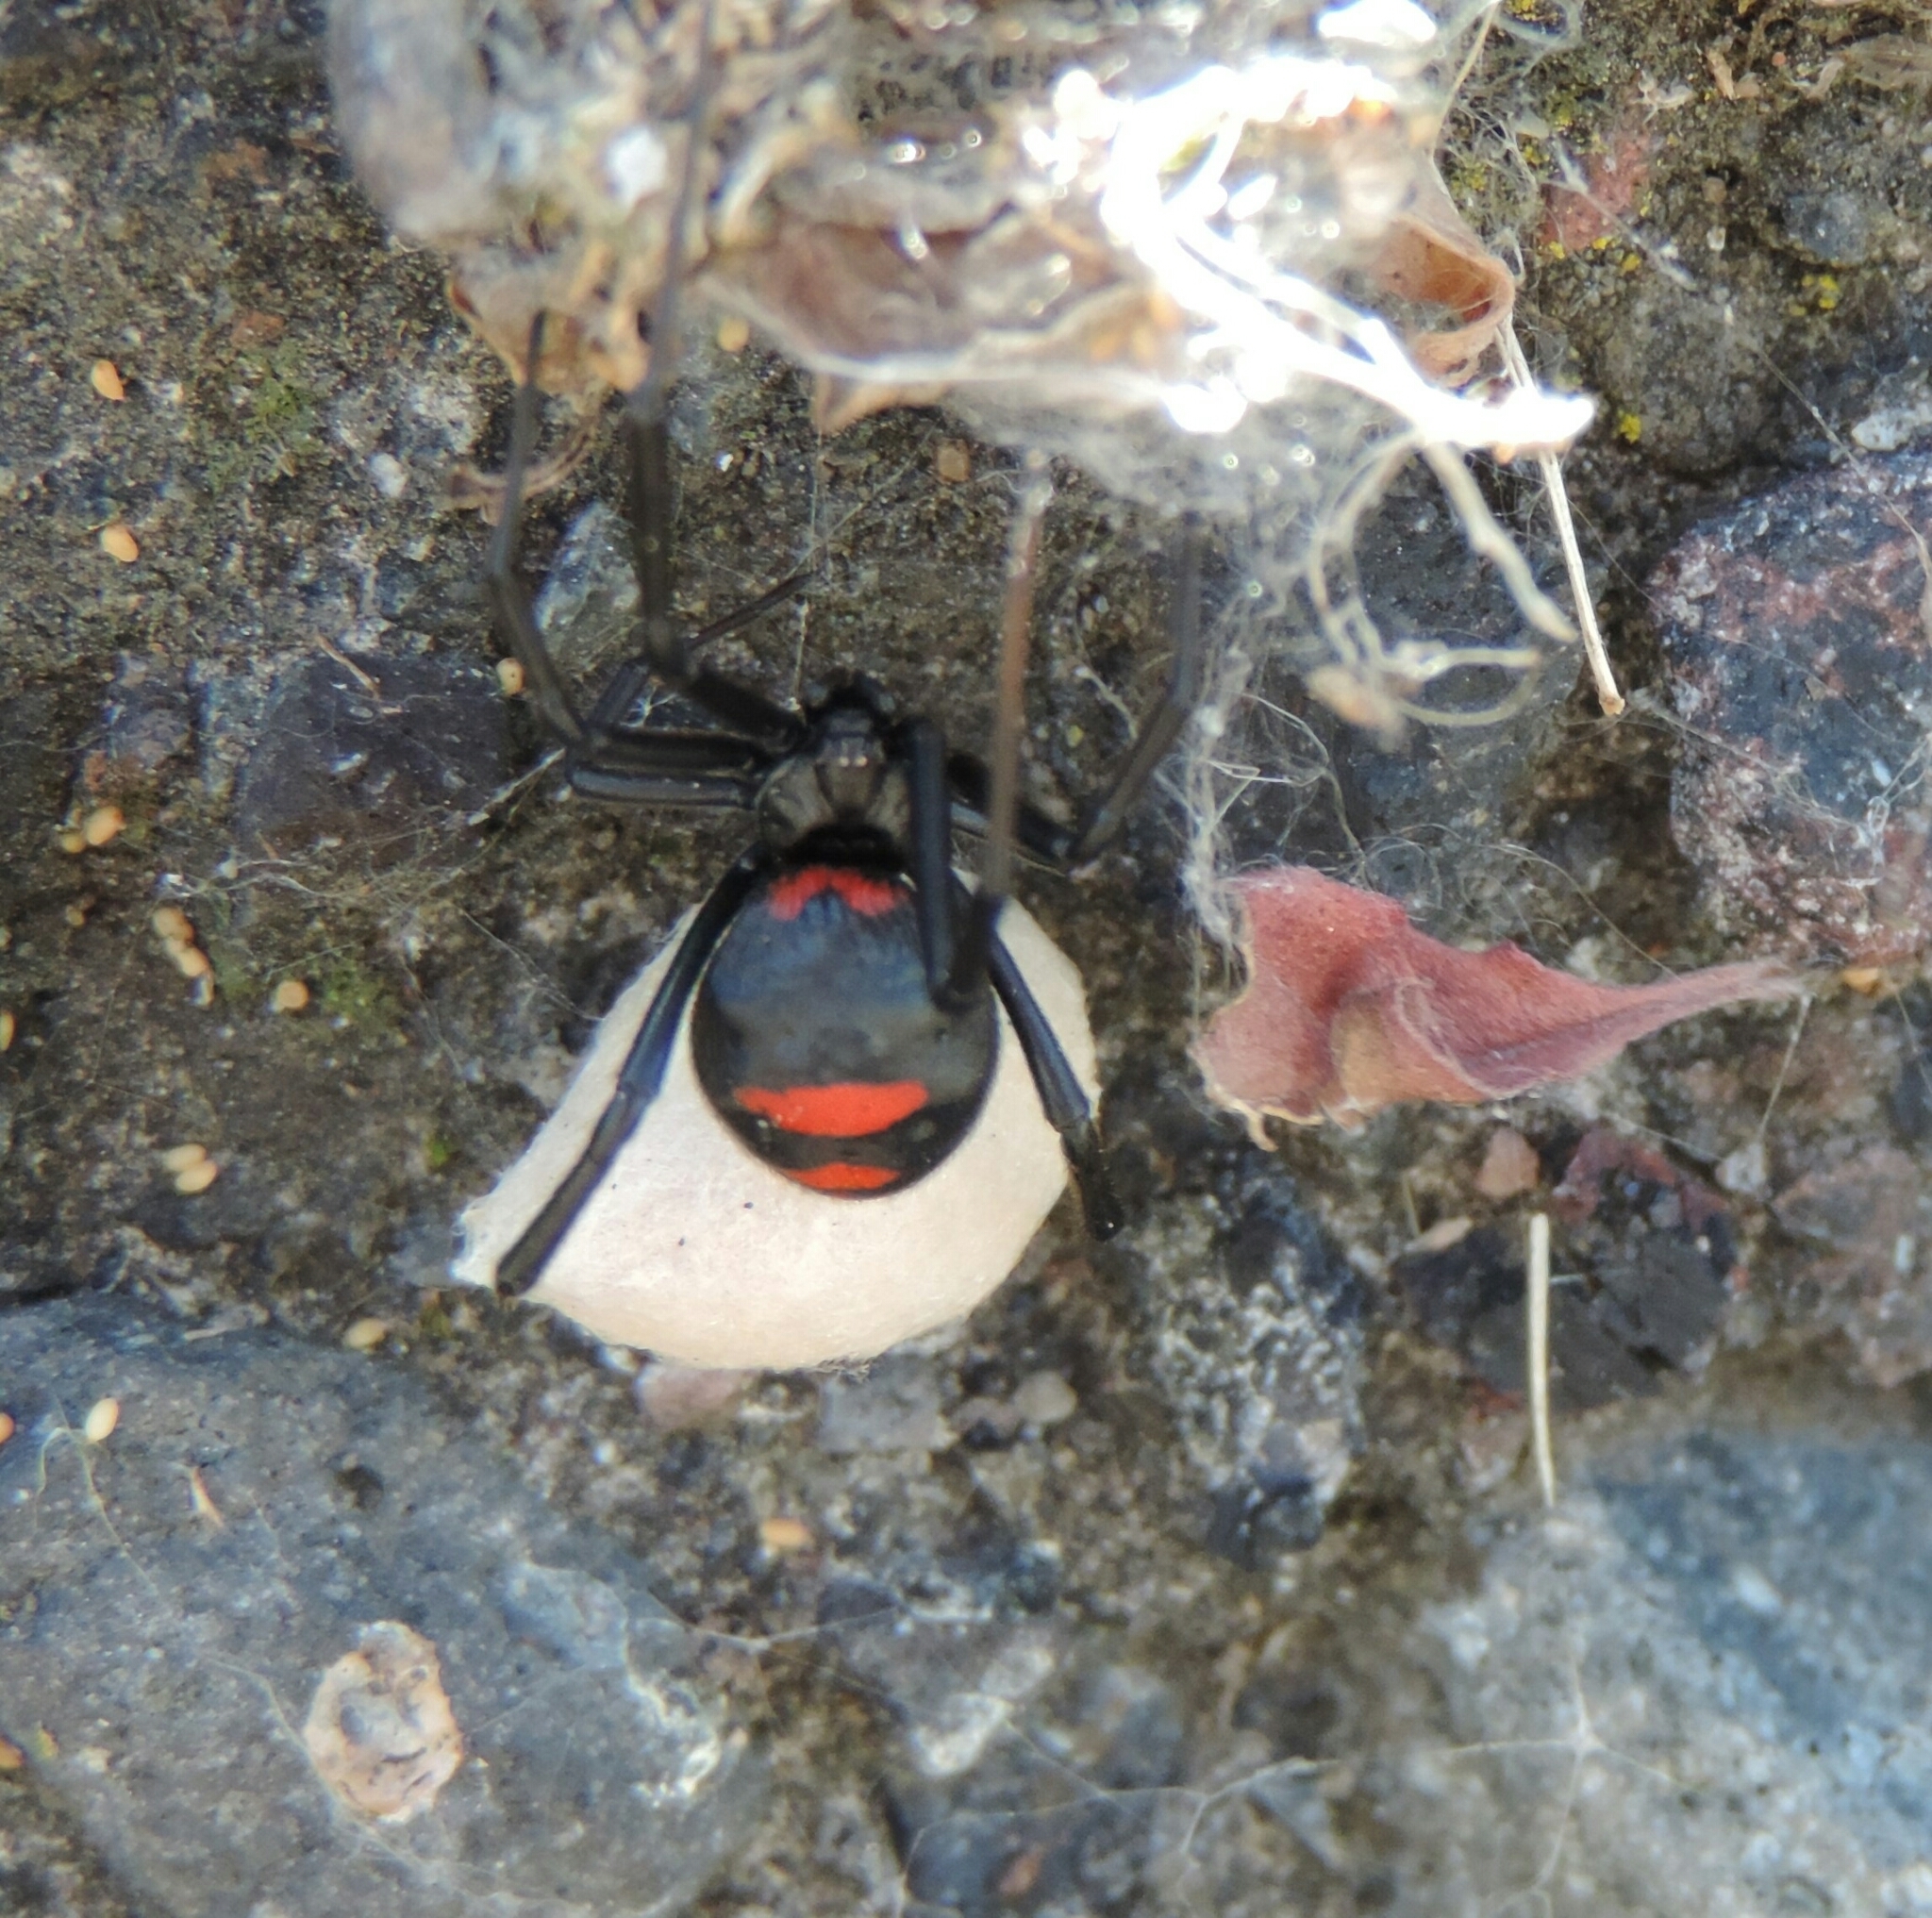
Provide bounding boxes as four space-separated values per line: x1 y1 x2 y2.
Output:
1194 867 1798 1129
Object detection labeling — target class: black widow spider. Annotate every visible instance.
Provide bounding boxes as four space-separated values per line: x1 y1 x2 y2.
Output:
465 63 1206 1341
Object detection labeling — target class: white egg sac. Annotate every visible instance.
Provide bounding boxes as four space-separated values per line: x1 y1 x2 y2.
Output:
452 899 1097 1369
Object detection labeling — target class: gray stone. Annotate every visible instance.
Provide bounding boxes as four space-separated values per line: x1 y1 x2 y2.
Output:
1128 1166 1365 1565
1381 1425 1932 1916
235 650 508 854
0 1299 765 1918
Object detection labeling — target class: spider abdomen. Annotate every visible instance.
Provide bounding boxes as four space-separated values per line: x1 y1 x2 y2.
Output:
691 864 997 1195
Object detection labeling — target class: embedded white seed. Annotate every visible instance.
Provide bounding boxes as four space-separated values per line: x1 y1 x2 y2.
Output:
174 1158 220 1195
343 1317 390 1351
83 1397 120 1443
152 905 193 942
160 1142 208 1173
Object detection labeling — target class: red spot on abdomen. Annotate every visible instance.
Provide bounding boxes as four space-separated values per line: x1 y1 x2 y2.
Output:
765 866 904 921
785 1161 902 1192
736 1080 929 1137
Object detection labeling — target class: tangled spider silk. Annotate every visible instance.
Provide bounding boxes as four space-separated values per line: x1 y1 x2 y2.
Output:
330 0 1592 760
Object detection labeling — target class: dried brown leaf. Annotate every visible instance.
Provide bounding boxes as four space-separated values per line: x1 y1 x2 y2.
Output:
1194 867 1798 1129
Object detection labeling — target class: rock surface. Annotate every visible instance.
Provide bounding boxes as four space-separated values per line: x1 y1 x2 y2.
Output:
5 0 1932 1910
1657 449 1932 966
0 1300 765 1918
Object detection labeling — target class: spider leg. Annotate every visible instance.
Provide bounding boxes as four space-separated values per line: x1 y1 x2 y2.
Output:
942 754 1086 868
614 407 806 750
944 468 1053 1003
905 717 961 998
497 846 771 1297
1062 523 1205 865
987 929 1122 1240
484 314 587 749
566 728 768 810
945 524 1206 873
608 13 803 757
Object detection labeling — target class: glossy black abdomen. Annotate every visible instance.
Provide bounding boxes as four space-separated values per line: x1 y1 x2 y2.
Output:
691 864 998 1194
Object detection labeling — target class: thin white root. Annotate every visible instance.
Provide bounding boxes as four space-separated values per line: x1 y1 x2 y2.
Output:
1527 1210 1556 1508
1501 321 1624 716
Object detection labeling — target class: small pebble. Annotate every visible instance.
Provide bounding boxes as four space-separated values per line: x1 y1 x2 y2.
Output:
758 1515 814 1555
0 1010 13 1053
152 905 193 942
271 977 310 1014
1009 1370 1078 1428
81 804 125 848
934 441 972 484
99 524 140 564
1474 1126 1541 1201
0 1411 14 1447
343 1317 390 1351
83 1396 120 1443
366 450 408 499
91 359 126 401
716 314 751 354
495 657 525 697
174 1157 220 1195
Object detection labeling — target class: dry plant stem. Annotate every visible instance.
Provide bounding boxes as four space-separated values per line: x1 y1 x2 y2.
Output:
1752 992 1813 1146
1500 322 1624 716
982 469 1052 909
1527 1210 1556 1508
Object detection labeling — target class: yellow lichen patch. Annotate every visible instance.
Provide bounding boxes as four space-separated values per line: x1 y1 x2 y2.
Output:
1617 411 1643 443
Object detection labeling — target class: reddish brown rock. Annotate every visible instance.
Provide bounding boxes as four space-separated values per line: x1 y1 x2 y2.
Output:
1774 1143 1932 1387
1657 451 1932 966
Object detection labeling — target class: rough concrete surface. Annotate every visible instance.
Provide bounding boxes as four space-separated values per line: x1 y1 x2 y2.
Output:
7 1 1932 1913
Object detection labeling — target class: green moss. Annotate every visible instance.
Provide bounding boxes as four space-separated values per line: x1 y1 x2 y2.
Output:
197 339 325 493
317 958 404 1033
